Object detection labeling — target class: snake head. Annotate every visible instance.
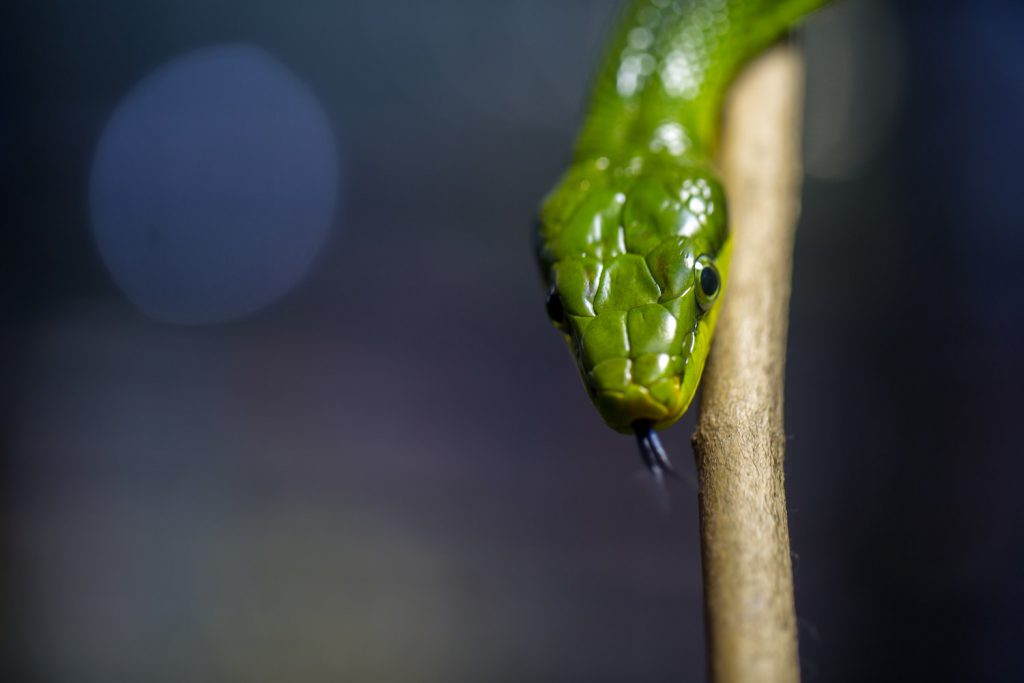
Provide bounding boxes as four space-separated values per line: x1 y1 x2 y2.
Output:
537 158 729 434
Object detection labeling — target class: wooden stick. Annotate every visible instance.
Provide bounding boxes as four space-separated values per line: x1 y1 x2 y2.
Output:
692 43 806 683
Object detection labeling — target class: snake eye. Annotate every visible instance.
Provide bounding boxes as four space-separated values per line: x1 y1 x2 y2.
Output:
545 286 567 327
695 254 720 312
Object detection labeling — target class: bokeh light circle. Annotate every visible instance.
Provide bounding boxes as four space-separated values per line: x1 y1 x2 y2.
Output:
90 44 340 324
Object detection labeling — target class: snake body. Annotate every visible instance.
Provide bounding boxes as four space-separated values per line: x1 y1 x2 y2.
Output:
535 0 825 470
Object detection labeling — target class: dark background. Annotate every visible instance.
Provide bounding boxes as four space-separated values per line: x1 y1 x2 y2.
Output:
3 1 1023 681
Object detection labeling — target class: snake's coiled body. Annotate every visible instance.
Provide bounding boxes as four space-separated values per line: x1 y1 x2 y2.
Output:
536 0 825 441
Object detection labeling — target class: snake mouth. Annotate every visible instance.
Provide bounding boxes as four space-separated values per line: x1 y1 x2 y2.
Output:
585 351 690 433
594 389 670 432
591 375 688 434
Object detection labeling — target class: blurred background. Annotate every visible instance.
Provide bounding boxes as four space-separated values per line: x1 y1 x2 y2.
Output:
3 0 1023 681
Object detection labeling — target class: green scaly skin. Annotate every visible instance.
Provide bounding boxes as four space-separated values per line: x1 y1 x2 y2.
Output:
536 0 826 439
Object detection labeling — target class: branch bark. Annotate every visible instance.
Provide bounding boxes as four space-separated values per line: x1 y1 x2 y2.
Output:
692 43 806 683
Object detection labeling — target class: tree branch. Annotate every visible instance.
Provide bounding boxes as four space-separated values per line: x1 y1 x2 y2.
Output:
692 43 806 683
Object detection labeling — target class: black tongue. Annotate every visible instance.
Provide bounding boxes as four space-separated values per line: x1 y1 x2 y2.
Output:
633 420 676 478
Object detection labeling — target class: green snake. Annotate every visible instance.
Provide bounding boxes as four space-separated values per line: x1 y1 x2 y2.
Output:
535 0 827 474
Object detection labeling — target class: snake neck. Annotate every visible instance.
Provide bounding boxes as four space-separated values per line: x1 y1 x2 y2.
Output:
574 0 830 164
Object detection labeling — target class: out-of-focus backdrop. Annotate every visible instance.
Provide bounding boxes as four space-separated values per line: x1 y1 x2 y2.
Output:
3 1 1023 681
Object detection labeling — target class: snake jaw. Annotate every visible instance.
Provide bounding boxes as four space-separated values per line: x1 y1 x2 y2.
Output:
633 420 676 478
